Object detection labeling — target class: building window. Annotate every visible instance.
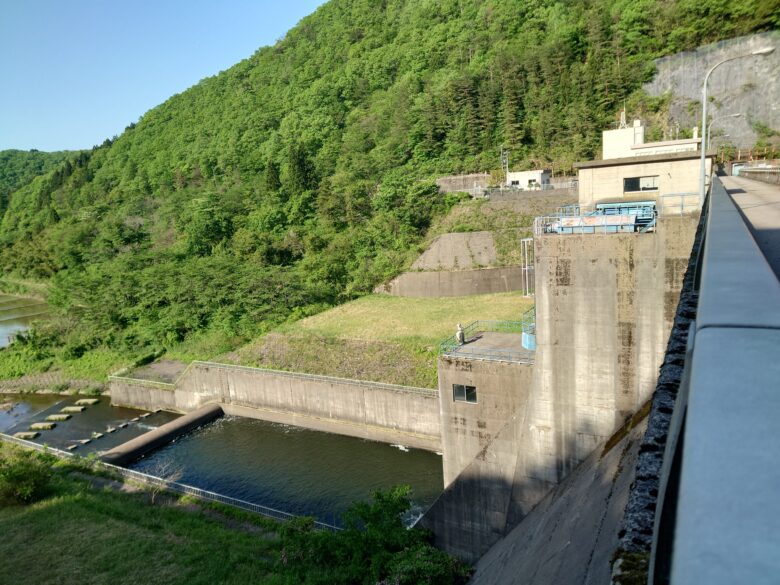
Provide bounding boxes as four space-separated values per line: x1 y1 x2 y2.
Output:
453 384 477 404
624 176 659 193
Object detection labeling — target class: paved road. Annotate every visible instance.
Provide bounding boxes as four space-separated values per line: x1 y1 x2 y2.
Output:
721 175 780 280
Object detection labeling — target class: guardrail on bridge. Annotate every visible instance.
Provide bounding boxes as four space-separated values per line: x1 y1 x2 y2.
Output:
649 176 780 583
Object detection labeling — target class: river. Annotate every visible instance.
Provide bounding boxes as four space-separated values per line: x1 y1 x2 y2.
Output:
0 293 48 348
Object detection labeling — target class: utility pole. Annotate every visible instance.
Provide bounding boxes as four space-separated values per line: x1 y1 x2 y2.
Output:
500 147 509 185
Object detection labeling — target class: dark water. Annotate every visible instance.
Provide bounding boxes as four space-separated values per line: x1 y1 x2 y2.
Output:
1 394 178 455
2 395 444 525
130 416 444 525
0 293 49 348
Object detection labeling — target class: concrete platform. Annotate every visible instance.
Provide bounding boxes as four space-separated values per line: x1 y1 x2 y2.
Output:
722 175 780 280
445 331 534 363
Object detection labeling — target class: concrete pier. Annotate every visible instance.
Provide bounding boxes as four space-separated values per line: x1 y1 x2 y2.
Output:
100 403 223 466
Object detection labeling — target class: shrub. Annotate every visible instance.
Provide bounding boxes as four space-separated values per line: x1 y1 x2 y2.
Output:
0 446 54 506
277 485 471 584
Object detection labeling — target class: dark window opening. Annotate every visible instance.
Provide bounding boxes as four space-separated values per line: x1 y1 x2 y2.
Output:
624 176 659 193
453 384 477 404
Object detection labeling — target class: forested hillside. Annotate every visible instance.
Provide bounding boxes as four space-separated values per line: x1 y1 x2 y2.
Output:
1 0 777 379
0 149 74 219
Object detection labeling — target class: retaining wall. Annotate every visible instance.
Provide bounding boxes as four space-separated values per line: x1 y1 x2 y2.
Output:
110 362 441 452
376 266 529 297
410 231 498 271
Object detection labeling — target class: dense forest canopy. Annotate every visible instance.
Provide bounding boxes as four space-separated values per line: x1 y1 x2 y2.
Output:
1 0 777 376
0 149 75 219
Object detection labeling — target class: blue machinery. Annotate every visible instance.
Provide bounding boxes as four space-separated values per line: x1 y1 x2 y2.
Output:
535 200 658 235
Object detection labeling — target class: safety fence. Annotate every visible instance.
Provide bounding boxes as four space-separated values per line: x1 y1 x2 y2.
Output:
534 201 659 236
0 432 341 531
439 319 535 364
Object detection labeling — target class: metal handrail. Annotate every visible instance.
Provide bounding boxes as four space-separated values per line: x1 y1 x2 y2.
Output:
0 432 340 531
521 306 536 335
661 192 699 216
439 319 535 364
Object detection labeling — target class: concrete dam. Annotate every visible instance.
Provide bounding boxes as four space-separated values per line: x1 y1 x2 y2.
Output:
109 207 697 557
106 108 780 579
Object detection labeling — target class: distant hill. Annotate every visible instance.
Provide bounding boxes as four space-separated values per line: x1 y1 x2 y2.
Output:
0 149 74 218
0 0 776 377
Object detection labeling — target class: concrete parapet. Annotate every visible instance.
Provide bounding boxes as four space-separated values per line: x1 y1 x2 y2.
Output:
100 403 224 466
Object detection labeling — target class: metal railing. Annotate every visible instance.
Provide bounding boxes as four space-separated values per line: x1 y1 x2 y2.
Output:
439 319 534 363
534 211 657 236
481 182 578 197
521 306 536 336
0 432 340 531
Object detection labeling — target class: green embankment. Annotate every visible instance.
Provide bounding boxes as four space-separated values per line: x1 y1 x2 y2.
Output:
226 292 534 388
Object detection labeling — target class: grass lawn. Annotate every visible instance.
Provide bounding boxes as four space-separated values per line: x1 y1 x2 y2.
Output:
229 292 533 388
0 474 280 585
289 292 532 343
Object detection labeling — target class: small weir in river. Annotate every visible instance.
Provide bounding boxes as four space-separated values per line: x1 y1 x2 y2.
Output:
1 394 444 525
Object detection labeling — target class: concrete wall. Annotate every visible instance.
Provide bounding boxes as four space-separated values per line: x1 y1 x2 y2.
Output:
437 357 534 486
469 419 648 585
376 266 528 297
577 156 707 208
421 216 698 561
603 124 645 159
410 231 497 271
110 362 442 452
740 168 780 185
436 173 491 193
109 377 179 412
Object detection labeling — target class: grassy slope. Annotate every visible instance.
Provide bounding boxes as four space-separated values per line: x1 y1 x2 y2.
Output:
0 474 280 585
225 292 533 388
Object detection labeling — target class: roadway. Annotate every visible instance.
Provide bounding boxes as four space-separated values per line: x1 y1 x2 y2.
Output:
721 175 780 279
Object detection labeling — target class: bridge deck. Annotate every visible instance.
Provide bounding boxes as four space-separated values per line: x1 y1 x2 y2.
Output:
721 175 780 280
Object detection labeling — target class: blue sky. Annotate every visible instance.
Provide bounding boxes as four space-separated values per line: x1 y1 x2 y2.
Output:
0 0 325 151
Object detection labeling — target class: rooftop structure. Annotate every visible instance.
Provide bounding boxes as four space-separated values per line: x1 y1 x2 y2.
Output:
506 169 551 190
602 118 700 160
572 115 713 214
